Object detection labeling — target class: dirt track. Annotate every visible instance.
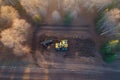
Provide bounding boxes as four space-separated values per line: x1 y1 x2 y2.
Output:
0 65 120 80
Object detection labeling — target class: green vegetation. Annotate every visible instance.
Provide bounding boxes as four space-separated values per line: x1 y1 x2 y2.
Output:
32 14 42 24
101 40 120 63
95 0 120 63
64 12 73 25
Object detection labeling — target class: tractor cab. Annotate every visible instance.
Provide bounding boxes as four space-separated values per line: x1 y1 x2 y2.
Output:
55 40 68 51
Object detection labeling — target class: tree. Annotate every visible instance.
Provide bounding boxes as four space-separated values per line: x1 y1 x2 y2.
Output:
63 0 80 13
52 10 62 24
62 0 112 12
0 0 4 6
97 8 120 39
0 5 19 31
100 40 120 63
80 0 113 12
20 0 47 19
1 19 32 56
3 0 20 6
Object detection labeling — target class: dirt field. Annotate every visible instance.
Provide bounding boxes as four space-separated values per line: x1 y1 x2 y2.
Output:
38 34 95 57
30 29 103 69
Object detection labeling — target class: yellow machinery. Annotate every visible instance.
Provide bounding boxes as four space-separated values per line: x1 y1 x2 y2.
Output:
55 40 68 51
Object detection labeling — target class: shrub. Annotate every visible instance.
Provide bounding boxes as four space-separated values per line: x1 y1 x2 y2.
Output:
100 40 120 63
